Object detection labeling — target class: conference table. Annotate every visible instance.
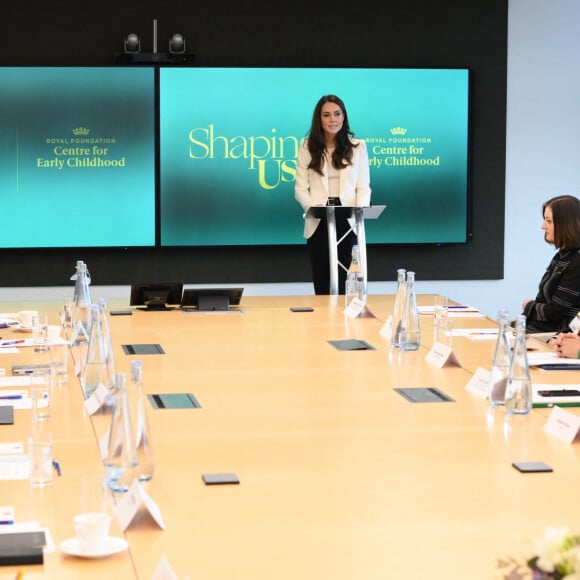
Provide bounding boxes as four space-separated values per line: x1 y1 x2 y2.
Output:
1 294 580 580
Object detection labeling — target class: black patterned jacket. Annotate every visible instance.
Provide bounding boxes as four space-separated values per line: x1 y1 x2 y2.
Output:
524 248 580 333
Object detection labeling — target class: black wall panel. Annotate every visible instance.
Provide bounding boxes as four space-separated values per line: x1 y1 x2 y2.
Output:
0 0 507 287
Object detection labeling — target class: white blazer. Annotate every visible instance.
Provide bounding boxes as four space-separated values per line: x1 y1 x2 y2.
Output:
294 138 372 239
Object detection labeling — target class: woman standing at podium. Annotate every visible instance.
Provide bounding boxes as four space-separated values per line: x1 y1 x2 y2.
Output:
295 94 371 295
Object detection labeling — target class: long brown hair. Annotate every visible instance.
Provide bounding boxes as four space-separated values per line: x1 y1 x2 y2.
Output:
543 195 580 250
306 95 358 176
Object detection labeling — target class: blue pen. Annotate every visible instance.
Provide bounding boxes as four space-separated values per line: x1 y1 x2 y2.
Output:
52 460 62 476
0 394 23 400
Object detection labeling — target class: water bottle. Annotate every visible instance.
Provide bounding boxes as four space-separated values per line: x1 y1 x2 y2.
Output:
399 271 421 351
505 314 532 414
390 268 406 348
81 305 113 400
345 244 365 308
70 260 92 334
69 261 92 375
489 309 511 405
129 361 154 482
105 373 138 492
98 297 117 392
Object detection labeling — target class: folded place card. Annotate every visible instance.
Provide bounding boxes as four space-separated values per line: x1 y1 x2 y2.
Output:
114 479 165 532
328 339 375 351
394 387 455 403
152 555 179 580
84 383 111 416
465 367 491 399
343 299 377 320
543 406 580 444
425 342 461 368
122 344 165 355
379 315 392 340
343 297 366 319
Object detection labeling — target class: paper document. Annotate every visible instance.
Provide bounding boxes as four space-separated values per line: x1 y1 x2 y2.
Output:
528 352 580 366
418 305 479 314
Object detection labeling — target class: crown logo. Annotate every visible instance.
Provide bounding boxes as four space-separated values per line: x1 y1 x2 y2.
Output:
72 127 90 136
390 127 407 136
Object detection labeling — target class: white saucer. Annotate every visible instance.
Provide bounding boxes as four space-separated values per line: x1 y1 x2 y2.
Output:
59 536 128 558
15 325 33 332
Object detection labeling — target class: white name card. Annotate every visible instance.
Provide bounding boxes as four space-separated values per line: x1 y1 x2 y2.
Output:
152 555 179 580
425 342 461 368
379 315 392 340
544 406 580 444
114 479 165 532
465 367 490 399
570 313 580 334
84 383 110 416
344 297 366 319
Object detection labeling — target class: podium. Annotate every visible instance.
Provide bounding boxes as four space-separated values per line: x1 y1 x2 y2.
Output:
306 205 386 295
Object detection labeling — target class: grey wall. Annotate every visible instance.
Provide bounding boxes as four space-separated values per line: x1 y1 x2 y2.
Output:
399 0 580 319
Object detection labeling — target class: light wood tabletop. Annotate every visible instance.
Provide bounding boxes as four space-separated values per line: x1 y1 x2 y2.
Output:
1 294 579 579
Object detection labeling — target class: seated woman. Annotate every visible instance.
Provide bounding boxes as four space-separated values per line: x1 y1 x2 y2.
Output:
522 195 580 334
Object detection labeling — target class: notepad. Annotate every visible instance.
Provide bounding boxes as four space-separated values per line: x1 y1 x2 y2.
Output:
0 530 46 565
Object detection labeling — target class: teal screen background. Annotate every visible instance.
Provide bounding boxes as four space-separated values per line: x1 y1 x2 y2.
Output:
159 67 469 246
0 67 155 248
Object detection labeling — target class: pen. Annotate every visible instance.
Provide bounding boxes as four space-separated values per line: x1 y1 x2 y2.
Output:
0 340 25 346
448 305 469 309
52 460 61 476
0 394 23 400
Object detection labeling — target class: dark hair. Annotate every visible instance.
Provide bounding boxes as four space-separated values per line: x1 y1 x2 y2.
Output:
543 195 580 250
306 94 358 176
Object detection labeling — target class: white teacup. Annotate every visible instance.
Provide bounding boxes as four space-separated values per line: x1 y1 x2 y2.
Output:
18 310 38 327
47 325 62 344
74 512 111 553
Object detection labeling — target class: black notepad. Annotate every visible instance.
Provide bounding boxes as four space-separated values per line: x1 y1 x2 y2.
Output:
0 531 46 566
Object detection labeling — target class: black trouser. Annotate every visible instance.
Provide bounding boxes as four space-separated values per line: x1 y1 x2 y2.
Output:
307 215 356 295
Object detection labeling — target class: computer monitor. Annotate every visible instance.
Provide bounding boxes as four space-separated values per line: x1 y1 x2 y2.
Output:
130 283 184 311
180 288 244 311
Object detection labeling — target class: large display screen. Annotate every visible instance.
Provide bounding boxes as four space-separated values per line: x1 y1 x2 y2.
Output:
159 67 470 246
0 67 156 248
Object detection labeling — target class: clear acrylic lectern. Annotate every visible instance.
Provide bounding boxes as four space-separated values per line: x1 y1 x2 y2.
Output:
305 205 386 295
